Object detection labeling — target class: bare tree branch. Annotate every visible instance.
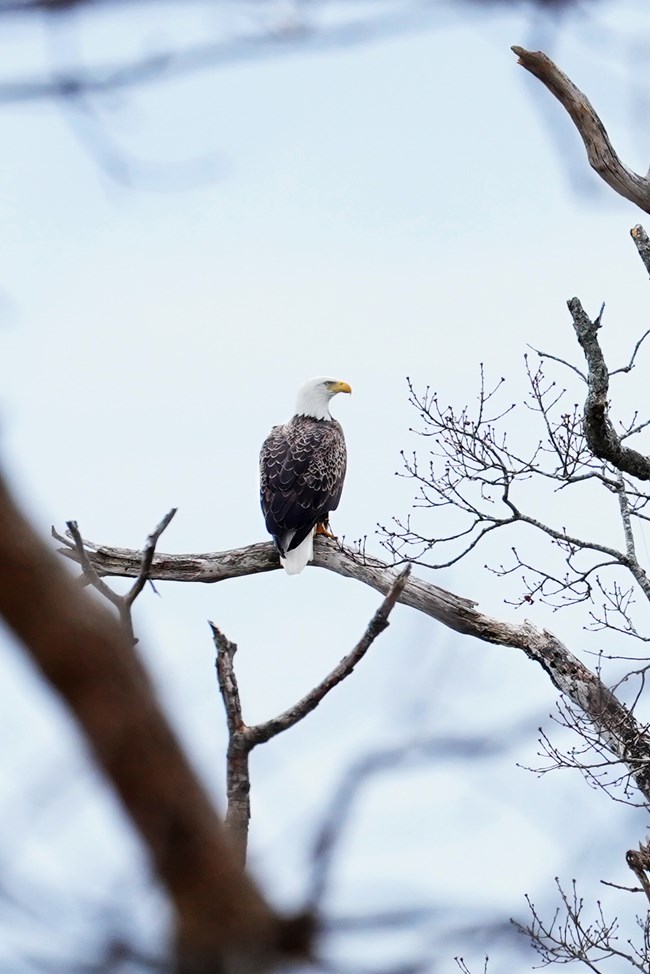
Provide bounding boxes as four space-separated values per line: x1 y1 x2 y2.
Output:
56 528 650 806
511 46 650 213
56 531 477 632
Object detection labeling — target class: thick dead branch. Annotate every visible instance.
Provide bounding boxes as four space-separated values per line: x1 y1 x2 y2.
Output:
57 531 476 631
511 46 650 213
568 297 650 481
0 473 309 974
211 568 410 863
57 530 650 805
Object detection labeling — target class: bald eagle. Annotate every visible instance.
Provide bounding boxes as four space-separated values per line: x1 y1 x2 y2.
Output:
260 377 351 574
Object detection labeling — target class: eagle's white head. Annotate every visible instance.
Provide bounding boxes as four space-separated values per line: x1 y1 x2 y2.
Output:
295 377 352 421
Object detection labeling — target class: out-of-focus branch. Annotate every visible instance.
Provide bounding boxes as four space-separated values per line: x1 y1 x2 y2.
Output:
512 46 650 213
0 471 309 974
211 568 410 863
0 4 452 104
309 731 512 914
0 4 589 106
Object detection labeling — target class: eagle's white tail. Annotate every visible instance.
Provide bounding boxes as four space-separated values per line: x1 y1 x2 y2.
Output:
280 529 315 575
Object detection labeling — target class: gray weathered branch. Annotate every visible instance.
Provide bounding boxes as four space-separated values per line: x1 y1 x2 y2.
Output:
57 530 650 806
568 297 650 482
56 531 478 633
512 46 650 213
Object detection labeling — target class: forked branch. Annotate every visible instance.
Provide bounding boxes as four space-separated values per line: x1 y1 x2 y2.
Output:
211 568 410 862
57 509 177 644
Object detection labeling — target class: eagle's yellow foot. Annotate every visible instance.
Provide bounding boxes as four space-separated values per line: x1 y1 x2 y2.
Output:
315 522 337 540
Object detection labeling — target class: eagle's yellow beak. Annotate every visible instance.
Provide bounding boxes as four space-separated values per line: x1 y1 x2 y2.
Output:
332 381 352 395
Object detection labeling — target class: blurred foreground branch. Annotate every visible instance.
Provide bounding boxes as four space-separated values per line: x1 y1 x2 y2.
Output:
0 470 310 974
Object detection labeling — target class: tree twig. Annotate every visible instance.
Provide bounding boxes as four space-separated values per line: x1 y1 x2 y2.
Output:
526 344 586 382
248 566 411 745
511 46 650 213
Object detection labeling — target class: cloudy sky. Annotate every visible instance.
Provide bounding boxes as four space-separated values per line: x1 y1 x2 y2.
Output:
2 1 650 971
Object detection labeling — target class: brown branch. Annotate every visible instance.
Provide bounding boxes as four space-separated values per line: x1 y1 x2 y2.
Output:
511 46 650 213
0 472 309 974
57 529 650 806
210 568 410 863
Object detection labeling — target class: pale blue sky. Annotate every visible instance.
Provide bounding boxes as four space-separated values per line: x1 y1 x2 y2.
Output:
2 2 650 971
